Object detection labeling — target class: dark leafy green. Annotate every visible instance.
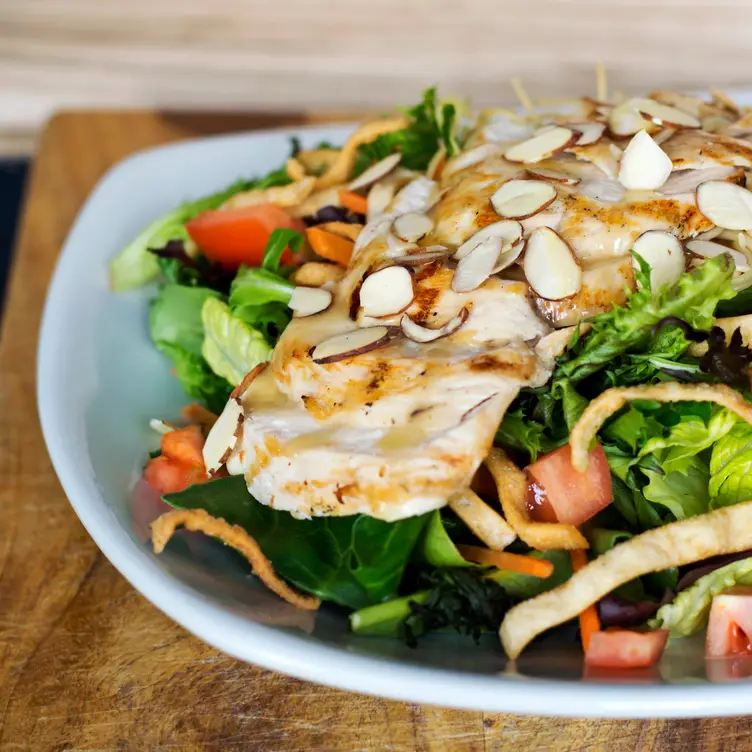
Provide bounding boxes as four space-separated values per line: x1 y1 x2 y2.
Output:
150 240 235 292
163 477 430 609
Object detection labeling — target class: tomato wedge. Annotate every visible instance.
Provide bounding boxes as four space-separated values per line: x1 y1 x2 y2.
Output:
186 204 305 269
585 629 668 669
525 442 612 526
706 587 752 658
143 425 209 495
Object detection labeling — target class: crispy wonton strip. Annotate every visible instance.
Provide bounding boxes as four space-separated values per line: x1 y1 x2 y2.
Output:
286 157 307 181
687 315 752 356
222 177 317 211
570 383 752 473
500 500 752 659
448 488 516 551
484 448 589 551
315 221 363 243
297 148 341 175
151 508 320 610
314 117 410 189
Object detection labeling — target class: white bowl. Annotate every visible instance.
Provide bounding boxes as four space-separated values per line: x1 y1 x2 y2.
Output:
37 122 752 718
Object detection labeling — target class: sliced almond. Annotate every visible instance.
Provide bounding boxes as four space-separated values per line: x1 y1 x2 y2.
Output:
443 144 502 177
525 167 580 185
401 306 470 343
635 98 700 129
659 165 738 196
452 236 503 293
288 286 333 318
523 227 582 300
454 220 523 260
392 212 434 243
491 179 557 220
203 397 244 474
348 153 402 191
385 232 418 257
366 182 395 220
579 178 626 204
503 127 577 164
311 326 395 364
702 116 733 134
631 230 684 289
359 265 414 317
572 122 606 146
609 99 650 137
492 239 525 274
617 130 672 190
686 239 750 272
697 181 752 230
652 127 677 146
710 88 740 116
395 247 450 266
149 418 175 435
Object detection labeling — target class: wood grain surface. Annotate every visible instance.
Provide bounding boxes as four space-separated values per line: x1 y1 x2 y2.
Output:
4 0 752 155
2 110 752 751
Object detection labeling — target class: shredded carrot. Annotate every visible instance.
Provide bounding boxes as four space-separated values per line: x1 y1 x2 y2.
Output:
339 190 368 215
306 226 355 266
457 544 554 579
570 549 601 652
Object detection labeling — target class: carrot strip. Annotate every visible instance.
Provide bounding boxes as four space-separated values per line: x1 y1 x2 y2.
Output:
339 190 369 215
306 226 355 266
570 549 601 652
457 544 554 579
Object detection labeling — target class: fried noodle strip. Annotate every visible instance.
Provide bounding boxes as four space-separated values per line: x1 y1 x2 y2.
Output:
570 383 752 473
448 488 516 551
222 177 317 210
151 508 320 611
500 500 752 659
484 448 589 551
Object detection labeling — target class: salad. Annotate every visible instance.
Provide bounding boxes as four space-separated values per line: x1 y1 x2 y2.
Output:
114 75 752 672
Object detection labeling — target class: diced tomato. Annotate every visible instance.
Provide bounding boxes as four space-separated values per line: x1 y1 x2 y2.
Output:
706 587 752 658
525 442 612 526
186 204 305 269
585 629 669 669
143 424 209 495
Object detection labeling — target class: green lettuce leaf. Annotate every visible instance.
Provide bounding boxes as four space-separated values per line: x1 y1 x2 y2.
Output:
495 408 548 462
414 510 472 568
201 297 272 385
163 476 430 609
642 461 709 520
556 255 735 383
709 422 752 508
649 557 752 637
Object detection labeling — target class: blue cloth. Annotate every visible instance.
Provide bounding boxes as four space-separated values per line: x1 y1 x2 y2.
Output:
0 159 29 318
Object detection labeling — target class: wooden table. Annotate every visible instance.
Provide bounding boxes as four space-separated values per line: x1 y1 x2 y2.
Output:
2 111 752 751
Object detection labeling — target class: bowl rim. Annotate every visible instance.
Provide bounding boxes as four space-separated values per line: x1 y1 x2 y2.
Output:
36 121 752 718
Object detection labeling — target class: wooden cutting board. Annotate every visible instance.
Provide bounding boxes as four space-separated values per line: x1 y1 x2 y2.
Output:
1 110 751 750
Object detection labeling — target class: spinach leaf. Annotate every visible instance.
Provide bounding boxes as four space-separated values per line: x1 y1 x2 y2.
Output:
163 477 430 609
413 510 472 568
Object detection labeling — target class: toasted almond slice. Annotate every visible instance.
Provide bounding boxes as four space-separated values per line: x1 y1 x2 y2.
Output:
454 220 523 260
618 130 672 190
659 165 738 196
401 306 469 343
288 286 333 317
203 397 244 474
631 231 684 289
359 265 414 317
452 236 503 293
710 88 740 115
534 124 559 136
503 127 577 164
635 97 701 129
525 167 580 185
579 178 626 204
523 227 582 300
685 239 750 272
443 143 503 177
366 182 395 220
652 127 677 146
571 122 606 146
702 115 733 133
394 248 450 266
392 212 434 242
697 181 752 230
609 99 650 137
491 179 557 220
492 240 525 274
311 326 395 364
521 205 564 233
348 153 402 191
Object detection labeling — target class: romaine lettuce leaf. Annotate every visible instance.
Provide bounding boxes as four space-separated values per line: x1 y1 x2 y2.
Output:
709 422 752 509
164 476 430 609
642 461 709 520
150 284 221 356
201 297 272 385
649 557 752 636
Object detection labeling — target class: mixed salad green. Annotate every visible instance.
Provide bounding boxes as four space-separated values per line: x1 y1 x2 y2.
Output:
115 86 752 666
